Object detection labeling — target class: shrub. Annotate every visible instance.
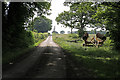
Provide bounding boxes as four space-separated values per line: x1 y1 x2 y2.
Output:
32 32 48 44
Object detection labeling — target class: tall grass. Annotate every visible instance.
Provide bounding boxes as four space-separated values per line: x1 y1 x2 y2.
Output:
53 34 120 78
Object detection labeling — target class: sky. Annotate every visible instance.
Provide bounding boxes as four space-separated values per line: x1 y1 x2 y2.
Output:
44 0 102 34
45 0 78 34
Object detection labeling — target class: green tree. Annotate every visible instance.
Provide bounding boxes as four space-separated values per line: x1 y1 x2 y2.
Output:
56 11 75 34
32 16 52 33
56 2 96 36
92 2 120 50
2 2 51 53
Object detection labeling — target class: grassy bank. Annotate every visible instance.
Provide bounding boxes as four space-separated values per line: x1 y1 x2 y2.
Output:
3 32 48 65
32 32 48 46
53 34 120 78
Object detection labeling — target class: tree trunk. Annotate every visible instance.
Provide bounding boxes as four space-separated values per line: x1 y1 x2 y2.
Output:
71 27 73 34
32 16 34 31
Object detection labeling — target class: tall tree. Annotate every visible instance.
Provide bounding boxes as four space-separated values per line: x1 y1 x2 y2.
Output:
92 2 120 50
2 2 51 53
56 11 75 33
31 16 52 33
56 2 96 36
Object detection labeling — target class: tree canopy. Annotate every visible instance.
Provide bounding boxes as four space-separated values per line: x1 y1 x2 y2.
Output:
30 16 52 33
2 2 51 53
56 2 120 50
92 2 120 49
56 2 96 35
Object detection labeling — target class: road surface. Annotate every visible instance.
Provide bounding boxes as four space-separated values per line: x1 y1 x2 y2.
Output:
3 36 66 79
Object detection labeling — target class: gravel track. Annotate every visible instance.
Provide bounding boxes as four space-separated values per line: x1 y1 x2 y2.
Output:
3 36 66 79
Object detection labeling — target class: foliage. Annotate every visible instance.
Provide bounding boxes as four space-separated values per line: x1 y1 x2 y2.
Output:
3 32 48 64
78 28 85 38
92 2 120 50
56 2 96 35
32 32 48 46
56 11 75 33
28 16 52 33
69 2 96 29
2 2 51 53
56 2 120 50
53 34 120 78
105 31 110 37
2 2 50 64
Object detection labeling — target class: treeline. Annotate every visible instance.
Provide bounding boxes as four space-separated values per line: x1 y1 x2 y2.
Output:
2 2 51 64
87 31 106 34
28 16 52 33
3 32 48 64
56 2 120 50
2 2 51 53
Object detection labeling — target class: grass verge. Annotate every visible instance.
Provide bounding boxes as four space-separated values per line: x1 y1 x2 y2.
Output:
3 32 48 65
53 34 120 78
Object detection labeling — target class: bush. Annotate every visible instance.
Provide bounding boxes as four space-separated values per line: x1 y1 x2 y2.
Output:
3 31 48 64
32 32 48 44
15 31 35 48
105 32 110 37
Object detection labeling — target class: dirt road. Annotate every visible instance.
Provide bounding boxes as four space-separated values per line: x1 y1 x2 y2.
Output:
3 36 66 79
